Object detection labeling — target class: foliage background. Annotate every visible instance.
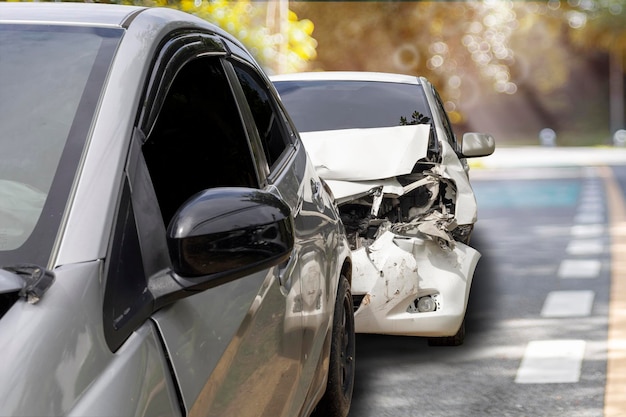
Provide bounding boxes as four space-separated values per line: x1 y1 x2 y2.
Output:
7 0 625 146
287 1 626 146
125 0 625 146
118 0 317 74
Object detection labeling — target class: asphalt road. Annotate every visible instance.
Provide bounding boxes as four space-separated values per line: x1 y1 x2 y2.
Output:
347 147 626 417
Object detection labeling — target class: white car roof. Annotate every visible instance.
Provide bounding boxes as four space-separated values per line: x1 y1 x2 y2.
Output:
0 3 145 27
270 71 422 85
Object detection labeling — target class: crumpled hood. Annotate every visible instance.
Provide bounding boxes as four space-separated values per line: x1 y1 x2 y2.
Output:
300 124 430 182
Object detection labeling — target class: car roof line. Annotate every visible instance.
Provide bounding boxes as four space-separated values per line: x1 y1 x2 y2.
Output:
120 7 146 29
0 20 124 29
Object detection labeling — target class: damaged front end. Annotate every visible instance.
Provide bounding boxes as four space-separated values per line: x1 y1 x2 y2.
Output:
301 124 483 343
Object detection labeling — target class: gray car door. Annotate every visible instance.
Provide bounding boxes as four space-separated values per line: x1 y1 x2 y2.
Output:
227 58 343 414
131 36 306 417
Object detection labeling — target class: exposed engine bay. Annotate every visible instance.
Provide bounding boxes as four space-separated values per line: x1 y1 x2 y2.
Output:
338 164 465 253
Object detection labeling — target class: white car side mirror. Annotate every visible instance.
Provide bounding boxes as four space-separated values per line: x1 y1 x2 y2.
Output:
461 132 495 157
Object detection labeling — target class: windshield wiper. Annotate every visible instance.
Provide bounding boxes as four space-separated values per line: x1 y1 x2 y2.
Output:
0 264 55 304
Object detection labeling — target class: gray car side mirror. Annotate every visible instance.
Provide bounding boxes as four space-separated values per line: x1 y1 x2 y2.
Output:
149 187 294 310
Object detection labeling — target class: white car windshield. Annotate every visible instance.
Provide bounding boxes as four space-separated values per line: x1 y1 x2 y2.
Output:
273 80 433 132
0 24 122 265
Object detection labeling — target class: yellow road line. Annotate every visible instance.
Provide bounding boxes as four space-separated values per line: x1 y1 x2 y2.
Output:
599 166 626 417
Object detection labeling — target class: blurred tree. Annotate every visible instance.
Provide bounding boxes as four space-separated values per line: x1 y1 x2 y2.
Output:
116 0 317 73
560 0 626 132
563 0 626 53
289 2 570 126
290 1 615 143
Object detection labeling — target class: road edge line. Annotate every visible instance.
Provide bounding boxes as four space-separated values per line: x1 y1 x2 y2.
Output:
599 166 626 417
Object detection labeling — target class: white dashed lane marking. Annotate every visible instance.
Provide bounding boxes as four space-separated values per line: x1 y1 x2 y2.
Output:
558 259 602 278
515 340 586 384
570 224 605 238
541 290 595 318
566 239 605 255
514 175 607 387
577 202 604 213
575 181 605 224
574 213 605 224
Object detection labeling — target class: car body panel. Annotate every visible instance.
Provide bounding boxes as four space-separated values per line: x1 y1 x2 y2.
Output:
0 262 180 416
351 233 480 336
152 269 279 416
271 70 421 85
0 2 144 26
438 130 480 226
54 7 243 267
300 125 430 181
67 322 182 417
299 124 478 228
152 143 347 417
304 128 480 337
272 71 494 339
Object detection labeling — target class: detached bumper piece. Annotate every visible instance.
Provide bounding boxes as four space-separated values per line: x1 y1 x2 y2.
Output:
351 231 480 337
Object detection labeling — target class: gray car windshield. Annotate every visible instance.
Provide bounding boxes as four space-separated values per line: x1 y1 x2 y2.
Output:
273 80 432 133
0 24 122 266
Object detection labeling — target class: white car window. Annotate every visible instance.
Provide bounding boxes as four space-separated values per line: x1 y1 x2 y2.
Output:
273 80 432 132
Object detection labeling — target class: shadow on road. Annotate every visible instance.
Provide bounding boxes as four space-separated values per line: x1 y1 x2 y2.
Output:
348 227 499 412
465 227 498 337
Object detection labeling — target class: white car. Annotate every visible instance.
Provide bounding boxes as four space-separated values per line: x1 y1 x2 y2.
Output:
272 71 495 345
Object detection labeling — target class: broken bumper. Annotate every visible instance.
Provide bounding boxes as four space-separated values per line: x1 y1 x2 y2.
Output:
352 231 480 337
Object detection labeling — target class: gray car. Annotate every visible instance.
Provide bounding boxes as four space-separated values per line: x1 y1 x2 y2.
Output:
0 4 354 417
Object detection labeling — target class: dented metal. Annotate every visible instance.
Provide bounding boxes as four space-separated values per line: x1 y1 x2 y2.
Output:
272 70 495 343
300 122 483 339
300 125 431 181
352 232 480 337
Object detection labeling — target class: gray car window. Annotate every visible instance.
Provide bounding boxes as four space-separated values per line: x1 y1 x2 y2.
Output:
273 80 432 132
105 55 261 350
232 62 290 168
0 25 121 264
142 56 258 227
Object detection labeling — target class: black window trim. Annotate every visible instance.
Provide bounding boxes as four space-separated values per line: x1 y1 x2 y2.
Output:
223 57 297 187
137 31 267 190
103 128 169 352
138 30 229 139
222 58 271 187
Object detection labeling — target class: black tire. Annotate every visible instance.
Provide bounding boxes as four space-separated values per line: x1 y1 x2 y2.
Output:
312 275 355 417
428 318 465 347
